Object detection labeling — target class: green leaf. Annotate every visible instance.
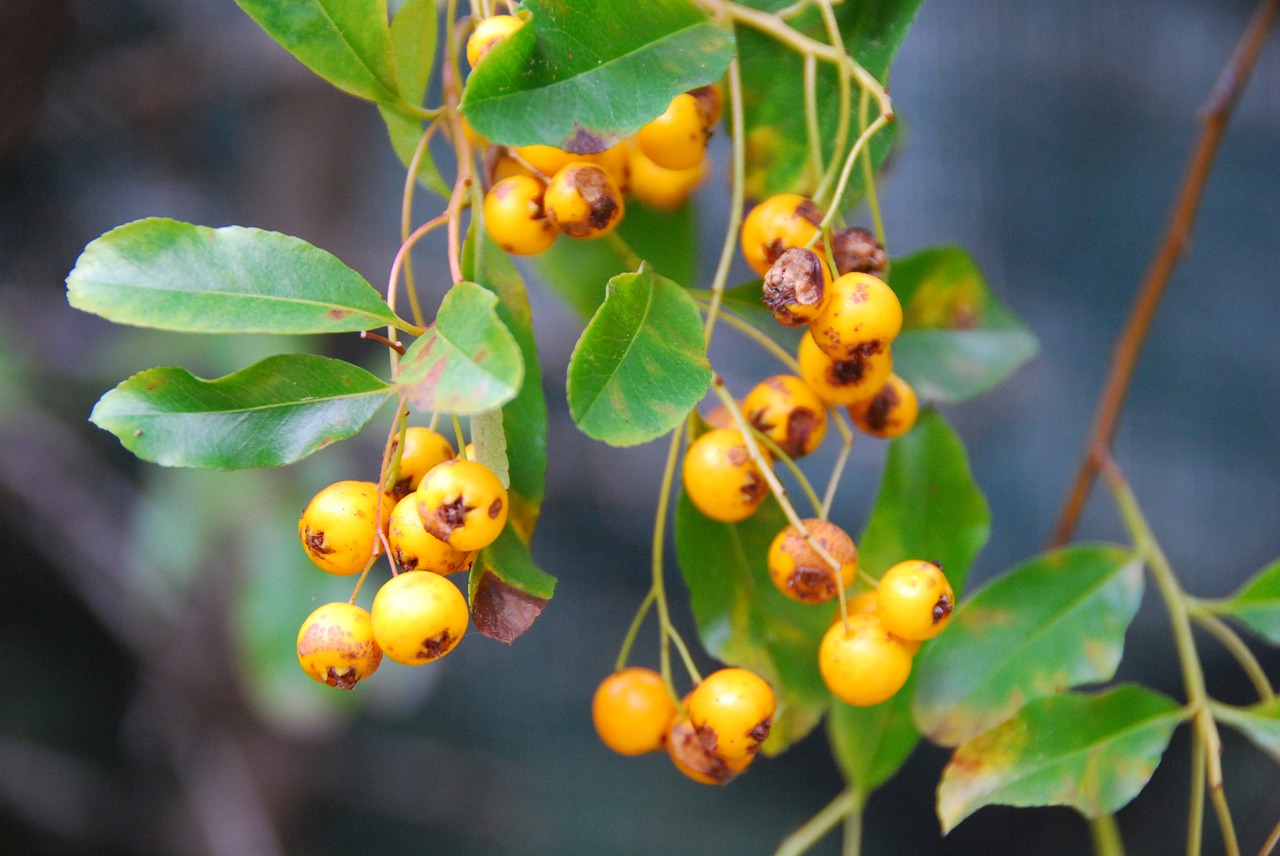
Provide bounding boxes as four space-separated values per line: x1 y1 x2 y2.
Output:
736 0 921 200
829 408 991 792
914 545 1145 747
1213 699 1280 764
533 200 699 318
469 523 557 645
888 246 1039 403
395 280 525 415
67 218 406 334
1218 559 1280 644
90 354 393 469
675 495 832 753
462 212 549 536
461 0 734 150
379 0 449 197
236 0 401 104
937 686 1183 832
566 263 711 446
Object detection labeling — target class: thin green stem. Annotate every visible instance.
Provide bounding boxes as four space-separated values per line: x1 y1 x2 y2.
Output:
819 112 892 234
803 53 825 184
821 410 855 519
702 57 746 346
400 120 444 330
857 87 888 262
450 413 467 456
812 0 853 206
773 787 860 856
1091 815 1126 856
652 428 689 693
605 231 643 270
691 298 803 372
1104 460 1239 856
1189 726 1206 856
748 425 824 516
841 796 864 856
614 588 657 672
1258 816 1280 856
1190 609 1275 703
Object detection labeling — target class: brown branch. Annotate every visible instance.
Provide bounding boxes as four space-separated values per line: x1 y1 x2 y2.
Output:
1049 0 1280 548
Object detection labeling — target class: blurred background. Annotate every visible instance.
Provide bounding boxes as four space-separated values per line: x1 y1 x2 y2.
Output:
1 0 1278 853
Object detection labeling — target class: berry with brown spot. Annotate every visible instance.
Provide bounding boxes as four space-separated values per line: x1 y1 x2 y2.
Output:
762 247 832 327
370 570 469 666
742 374 828 459
296 602 382 689
636 92 711 171
466 14 524 68
809 272 903 361
797 330 894 406
666 705 755 785
819 612 914 707
876 560 955 641
681 428 772 523
483 175 557 256
544 162 625 238
849 373 919 439
767 518 858 604
686 668 777 761
388 494 474 575
392 426 456 496
415 459 509 551
298 480 395 576
740 194 824 277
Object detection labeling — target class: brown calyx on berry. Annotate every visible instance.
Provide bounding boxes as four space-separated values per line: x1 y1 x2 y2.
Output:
762 248 827 327
560 164 620 236
933 593 955 624
830 226 887 276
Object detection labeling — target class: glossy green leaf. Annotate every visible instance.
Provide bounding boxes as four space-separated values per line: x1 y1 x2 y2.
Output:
90 354 392 469
462 0 734 150
676 495 832 753
469 523 557 645
395 280 524 416
829 408 991 792
566 263 711 446
1213 699 1280 764
533 200 699 318
236 0 401 104
379 0 449 197
1218 559 1280 644
937 686 1183 832
67 218 406 334
914 545 1145 747
736 0 921 200
462 209 548 536
889 246 1039 403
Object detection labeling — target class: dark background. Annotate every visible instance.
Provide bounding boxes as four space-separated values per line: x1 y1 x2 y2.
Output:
1 0 1278 854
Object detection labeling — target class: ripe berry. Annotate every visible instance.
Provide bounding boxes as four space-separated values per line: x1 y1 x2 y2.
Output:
544 162 625 238
686 668 777 760
740 194 823 277
681 428 771 523
370 571 469 665
767 518 858 604
416 459 508 552
483 175 558 256
831 590 920 654
297 602 382 689
687 83 724 127
742 374 828 459
512 144 630 191
466 14 524 68
798 330 894 406
592 667 678 756
393 426 456 495
828 226 887 276
876 560 955 641
666 707 754 785
298 480 395 576
809 272 903 361
628 143 705 210
388 494 473 575
762 247 832 327
849 373 919 439
636 93 711 171
819 612 913 707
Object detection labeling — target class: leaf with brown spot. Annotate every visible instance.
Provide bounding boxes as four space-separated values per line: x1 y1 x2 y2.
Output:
469 524 555 645
937 686 1182 833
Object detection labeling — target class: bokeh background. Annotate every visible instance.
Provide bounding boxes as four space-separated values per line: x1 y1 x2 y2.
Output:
2 0 1278 854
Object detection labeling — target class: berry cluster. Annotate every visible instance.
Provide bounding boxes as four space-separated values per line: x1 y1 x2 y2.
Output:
294 428 507 690
466 14 720 255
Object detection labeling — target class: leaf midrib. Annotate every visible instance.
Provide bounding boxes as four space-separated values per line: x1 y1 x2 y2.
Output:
576 282 655 423
106 383 393 418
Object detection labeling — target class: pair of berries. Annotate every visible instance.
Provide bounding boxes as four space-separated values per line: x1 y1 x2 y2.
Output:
296 569 471 689
592 666 776 785
819 560 955 706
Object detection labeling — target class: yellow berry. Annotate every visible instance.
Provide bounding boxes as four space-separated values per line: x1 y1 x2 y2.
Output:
666 705 754 785
877 560 955 641
394 427 455 494
742 374 828 459
681 428 771 523
298 480 395 576
370 571 469 665
628 143 705 210
809 272 903 361
483 175 557 256
388 494 473 575
798 331 894 406
466 14 524 68
592 667 678 756
686 668 776 760
636 93 710 171
415 460 508 551
297 602 382 689
849 374 919 439
767 519 858 604
740 194 823 277
544 162 624 238
819 612 914 707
